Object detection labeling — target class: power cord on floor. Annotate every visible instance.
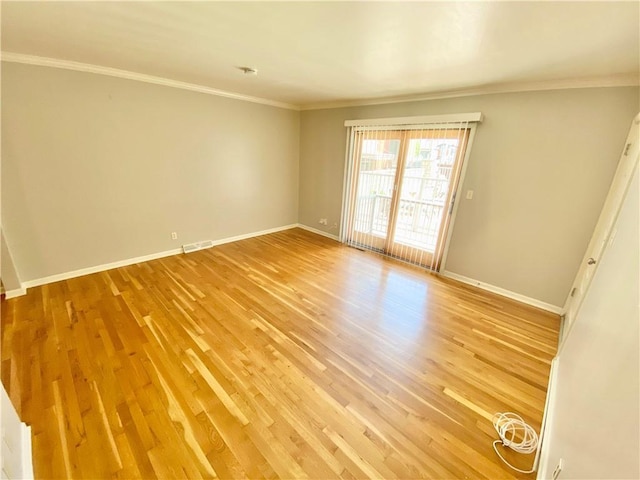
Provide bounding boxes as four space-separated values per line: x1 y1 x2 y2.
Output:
492 412 539 474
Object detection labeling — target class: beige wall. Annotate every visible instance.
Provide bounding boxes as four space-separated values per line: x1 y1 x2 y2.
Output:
539 167 638 479
299 87 639 306
1 229 22 292
2 61 638 307
1 63 300 282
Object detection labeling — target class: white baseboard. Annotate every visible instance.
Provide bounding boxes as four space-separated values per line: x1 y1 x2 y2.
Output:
296 223 340 241
4 287 27 299
210 224 298 246
22 247 184 289
440 270 564 315
19 224 299 291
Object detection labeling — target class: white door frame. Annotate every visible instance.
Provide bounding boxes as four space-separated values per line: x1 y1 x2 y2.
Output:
560 112 640 346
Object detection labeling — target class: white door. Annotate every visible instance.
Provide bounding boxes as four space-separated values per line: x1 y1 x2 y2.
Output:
562 113 639 340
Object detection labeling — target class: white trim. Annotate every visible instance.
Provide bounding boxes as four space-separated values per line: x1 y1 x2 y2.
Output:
21 224 298 289
21 423 34 479
5 287 27 299
536 356 560 480
208 224 298 246
344 112 483 127
1 52 299 111
302 73 639 111
296 224 340 241
22 248 184 288
557 315 567 346
440 270 564 315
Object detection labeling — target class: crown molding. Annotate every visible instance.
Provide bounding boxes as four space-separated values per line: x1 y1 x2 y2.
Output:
0 52 300 111
2 51 637 112
300 73 640 111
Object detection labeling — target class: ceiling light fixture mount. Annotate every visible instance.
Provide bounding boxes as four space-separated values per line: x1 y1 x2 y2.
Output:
238 66 258 76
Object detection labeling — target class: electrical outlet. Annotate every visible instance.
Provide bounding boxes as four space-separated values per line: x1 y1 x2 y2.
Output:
552 458 563 480
171 232 178 240
319 218 328 225
466 190 474 200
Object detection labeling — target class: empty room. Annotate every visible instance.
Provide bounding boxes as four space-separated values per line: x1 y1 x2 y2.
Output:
1 2 638 479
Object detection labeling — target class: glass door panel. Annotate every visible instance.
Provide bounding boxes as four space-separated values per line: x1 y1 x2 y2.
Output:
389 131 467 267
348 133 402 251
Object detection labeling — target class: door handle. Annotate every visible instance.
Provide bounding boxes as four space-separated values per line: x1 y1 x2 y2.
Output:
587 257 596 265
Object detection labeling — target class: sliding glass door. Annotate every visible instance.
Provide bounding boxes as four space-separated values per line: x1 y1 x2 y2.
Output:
345 126 471 271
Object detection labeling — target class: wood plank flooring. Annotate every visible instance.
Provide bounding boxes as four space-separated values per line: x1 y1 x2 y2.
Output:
1 228 560 479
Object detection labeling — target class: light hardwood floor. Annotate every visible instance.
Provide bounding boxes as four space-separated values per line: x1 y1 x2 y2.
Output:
1 228 559 479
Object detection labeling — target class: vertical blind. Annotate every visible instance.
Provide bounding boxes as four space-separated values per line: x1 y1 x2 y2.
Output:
341 113 482 272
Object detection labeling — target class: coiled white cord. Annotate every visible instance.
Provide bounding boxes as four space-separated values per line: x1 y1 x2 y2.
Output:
492 412 539 474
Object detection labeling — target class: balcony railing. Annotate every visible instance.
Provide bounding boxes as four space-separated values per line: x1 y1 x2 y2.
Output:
353 170 448 251
354 194 445 251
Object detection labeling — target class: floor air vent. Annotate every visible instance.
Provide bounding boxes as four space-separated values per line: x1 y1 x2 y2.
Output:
182 240 214 254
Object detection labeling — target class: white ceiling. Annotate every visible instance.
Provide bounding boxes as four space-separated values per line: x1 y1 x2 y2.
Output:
2 1 639 109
